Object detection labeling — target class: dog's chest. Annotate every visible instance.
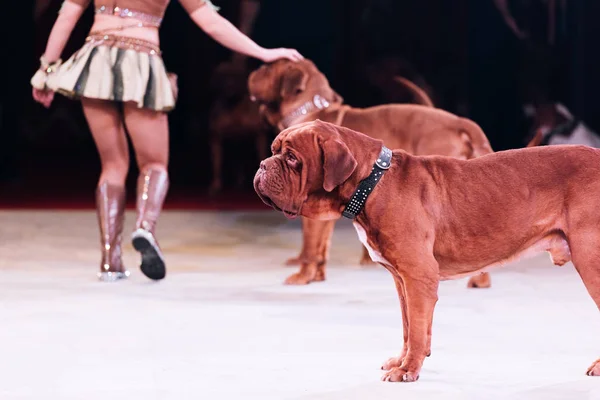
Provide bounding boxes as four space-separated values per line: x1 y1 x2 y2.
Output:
353 222 392 267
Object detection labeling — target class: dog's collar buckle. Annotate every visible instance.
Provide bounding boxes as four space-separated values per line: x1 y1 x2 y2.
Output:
375 146 392 169
342 146 392 219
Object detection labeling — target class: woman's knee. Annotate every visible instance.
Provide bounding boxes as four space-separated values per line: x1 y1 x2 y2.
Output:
135 146 168 173
99 159 129 185
130 122 168 169
137 161 168 177
97 144 130 171
133 142 169 173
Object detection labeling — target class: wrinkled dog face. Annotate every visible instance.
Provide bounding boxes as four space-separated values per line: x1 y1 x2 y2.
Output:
253 120 358 220
248 60 342 128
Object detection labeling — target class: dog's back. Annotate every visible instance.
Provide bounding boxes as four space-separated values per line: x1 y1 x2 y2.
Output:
339 104 492 160
400 145 600 273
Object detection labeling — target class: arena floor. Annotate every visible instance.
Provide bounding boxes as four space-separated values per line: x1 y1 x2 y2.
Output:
0 210 598 399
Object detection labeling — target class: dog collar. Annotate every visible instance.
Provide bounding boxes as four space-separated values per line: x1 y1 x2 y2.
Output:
280 95 331 129
342 146 392 219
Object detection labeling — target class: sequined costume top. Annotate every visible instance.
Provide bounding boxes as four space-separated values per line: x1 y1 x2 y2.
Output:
65 0 219 26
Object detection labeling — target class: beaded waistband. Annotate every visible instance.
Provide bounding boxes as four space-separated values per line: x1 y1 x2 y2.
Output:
95 6 162 27
86 34 162 55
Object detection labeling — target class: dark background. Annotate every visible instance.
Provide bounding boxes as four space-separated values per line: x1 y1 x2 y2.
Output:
2 0 599 208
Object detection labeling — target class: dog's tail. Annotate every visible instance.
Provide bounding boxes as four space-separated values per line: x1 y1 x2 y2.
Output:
393 76 434 107
458 117 494 159
525 129 543 147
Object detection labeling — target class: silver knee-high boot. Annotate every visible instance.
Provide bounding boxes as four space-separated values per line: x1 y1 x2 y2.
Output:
132 167 169 280
96 182 129 281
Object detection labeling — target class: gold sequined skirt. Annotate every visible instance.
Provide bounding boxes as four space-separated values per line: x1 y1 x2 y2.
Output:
45 35 176 112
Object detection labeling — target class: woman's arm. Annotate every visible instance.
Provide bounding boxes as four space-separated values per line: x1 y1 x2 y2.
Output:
32 1 87 107
188 4 302 63
41 1 87 63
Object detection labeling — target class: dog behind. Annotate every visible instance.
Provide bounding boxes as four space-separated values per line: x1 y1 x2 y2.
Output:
248 59 494 288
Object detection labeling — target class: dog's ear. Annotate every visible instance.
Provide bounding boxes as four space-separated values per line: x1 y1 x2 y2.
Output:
248 66 276 102
247 70 264 99
321 134 357 192
280 67 308 99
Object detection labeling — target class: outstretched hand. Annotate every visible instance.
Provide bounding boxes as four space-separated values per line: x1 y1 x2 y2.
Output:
32 88 54 109
260 48 304 63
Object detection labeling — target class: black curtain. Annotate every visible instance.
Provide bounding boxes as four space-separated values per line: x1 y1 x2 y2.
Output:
571 0 600 133
467 0 523 151
1 1 35 182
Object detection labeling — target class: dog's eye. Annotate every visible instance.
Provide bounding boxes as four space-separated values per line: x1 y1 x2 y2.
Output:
285 152 299 167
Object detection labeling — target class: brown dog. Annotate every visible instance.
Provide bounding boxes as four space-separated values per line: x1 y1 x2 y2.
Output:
248 59 493 288
254 120 600 382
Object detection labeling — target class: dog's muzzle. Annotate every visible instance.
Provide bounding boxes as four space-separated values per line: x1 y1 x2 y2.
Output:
254 162 300 219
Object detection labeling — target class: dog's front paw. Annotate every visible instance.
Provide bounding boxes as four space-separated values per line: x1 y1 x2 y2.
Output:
381 355 404 371
467 272 491 288
284 271 316 285
381 367 419 383
586 358 600 376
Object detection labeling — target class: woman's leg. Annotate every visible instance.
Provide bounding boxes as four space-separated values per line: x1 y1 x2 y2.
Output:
81 98 130 281
122 102 170 280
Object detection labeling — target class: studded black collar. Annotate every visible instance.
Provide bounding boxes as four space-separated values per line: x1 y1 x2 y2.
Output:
342 146 392 219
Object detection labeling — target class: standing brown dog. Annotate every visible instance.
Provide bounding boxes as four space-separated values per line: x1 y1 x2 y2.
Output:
254 120 600 382
248 59 493 288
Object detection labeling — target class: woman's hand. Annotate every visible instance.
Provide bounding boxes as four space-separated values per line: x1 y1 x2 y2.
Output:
259 48 304 63
189 6 304 63
32 87 55 109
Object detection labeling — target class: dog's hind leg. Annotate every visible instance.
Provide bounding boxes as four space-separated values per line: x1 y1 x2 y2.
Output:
566 231 600 376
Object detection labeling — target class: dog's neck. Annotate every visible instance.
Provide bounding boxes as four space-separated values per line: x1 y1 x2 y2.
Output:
279 95 339 130
334 134 387 206
349 152 409 233
342 146 393 219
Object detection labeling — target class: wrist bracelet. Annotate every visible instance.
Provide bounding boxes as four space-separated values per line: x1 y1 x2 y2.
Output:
40 55 62 74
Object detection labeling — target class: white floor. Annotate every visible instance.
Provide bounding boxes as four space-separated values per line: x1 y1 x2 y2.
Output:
0 210 598 400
